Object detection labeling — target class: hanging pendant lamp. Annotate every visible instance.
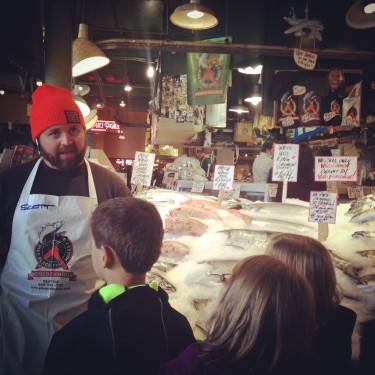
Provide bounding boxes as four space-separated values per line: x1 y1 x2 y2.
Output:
72 23 110 77
229 99 249 114
84 109 98 130
74 95 91 117
170 0 218 30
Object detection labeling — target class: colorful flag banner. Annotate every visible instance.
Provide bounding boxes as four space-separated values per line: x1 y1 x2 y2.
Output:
187 37 232 106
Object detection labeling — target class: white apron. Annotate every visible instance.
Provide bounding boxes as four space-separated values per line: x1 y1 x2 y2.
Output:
0 158 103 375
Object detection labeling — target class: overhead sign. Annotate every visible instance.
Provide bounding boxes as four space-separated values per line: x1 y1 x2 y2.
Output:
90 120 122 133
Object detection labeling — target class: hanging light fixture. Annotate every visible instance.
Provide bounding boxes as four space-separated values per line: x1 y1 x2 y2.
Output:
346 0 375 29
84 109 98 130
170 0 218 30
72 23 110 77
119 100 126 107
147 64 155 78
238 65 263 75
73 84 90 96
229 99 249 114
74 95 91 117
244 85 262 106
363 1 375 14
124 84 133 92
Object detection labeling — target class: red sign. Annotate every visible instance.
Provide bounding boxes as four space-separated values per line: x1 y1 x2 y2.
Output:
91 120 121 133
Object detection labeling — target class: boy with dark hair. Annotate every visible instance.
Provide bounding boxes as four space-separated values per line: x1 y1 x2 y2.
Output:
43 197 195 375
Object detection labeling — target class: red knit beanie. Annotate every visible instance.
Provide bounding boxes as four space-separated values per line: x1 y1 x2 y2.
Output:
30 84 86 142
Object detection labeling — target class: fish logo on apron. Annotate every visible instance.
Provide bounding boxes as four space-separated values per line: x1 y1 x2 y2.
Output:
34 221 73 270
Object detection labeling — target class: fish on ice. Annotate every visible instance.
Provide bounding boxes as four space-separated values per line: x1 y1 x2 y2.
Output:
350 208 375 224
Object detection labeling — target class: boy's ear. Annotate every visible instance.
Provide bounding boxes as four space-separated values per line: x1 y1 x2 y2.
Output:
101 245 115 268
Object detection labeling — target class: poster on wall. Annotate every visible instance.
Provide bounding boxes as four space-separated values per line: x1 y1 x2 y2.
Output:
160 74 205 125
187 37 232 106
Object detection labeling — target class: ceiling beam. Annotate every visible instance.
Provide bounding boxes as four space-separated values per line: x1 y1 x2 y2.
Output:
97 38 375 61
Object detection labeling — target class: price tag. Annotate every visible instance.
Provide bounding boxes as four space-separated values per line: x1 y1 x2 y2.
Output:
223 183 242 199
267 183 278 198
272 144 299 182
308 191 337 224
191 181 205 193
213 165 235 191
131 151 155 186
347 186 364 199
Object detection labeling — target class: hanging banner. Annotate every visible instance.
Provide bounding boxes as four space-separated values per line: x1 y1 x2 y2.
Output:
187 37 232 106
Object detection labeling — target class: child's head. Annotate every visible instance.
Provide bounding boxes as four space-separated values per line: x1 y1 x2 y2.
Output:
90 197 163 274
204 255 315 372
265 233 341 321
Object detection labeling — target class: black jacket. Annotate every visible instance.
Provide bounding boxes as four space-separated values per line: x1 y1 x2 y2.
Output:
43 285 195 375
315 305 357 375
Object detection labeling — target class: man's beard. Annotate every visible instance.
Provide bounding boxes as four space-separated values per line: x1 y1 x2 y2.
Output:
40 141 86 171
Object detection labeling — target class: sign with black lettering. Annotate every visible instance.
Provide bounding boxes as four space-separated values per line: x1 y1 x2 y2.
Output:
272 144 299 182
309 191 337 224
315 156 357 181
213 165 235 191
131 152 155 186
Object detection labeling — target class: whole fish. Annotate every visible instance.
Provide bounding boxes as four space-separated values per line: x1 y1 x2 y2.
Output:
219 228 278 250
352 231 375 241
152 261 177 273
164 216 208 237
161 240 190 258
350 208 375 224
357 249 375 260
240 201 309 216
345 194 375 216
146 271 176 293
169 206 223 221
328 249 365 285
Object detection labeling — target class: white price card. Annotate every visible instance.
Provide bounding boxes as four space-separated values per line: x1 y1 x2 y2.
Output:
223 182 242 199
272 143 299 182
213 165 235 191
347 186 364 199
308 191 337 224
267 183 278 198
191 181 205 193
315 156 357 182
131 151 155 186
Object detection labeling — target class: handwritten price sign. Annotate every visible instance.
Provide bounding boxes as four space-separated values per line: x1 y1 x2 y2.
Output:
191 181 205 193
131 151 155 186
315 156 357 181
213 165 235 191
272 144 299 182
309 191 337 224
347 186 364 199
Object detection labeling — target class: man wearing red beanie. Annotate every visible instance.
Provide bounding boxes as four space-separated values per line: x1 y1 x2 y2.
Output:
0 84 131 375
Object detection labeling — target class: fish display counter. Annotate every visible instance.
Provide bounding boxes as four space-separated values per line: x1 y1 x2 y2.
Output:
134 188 375 365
